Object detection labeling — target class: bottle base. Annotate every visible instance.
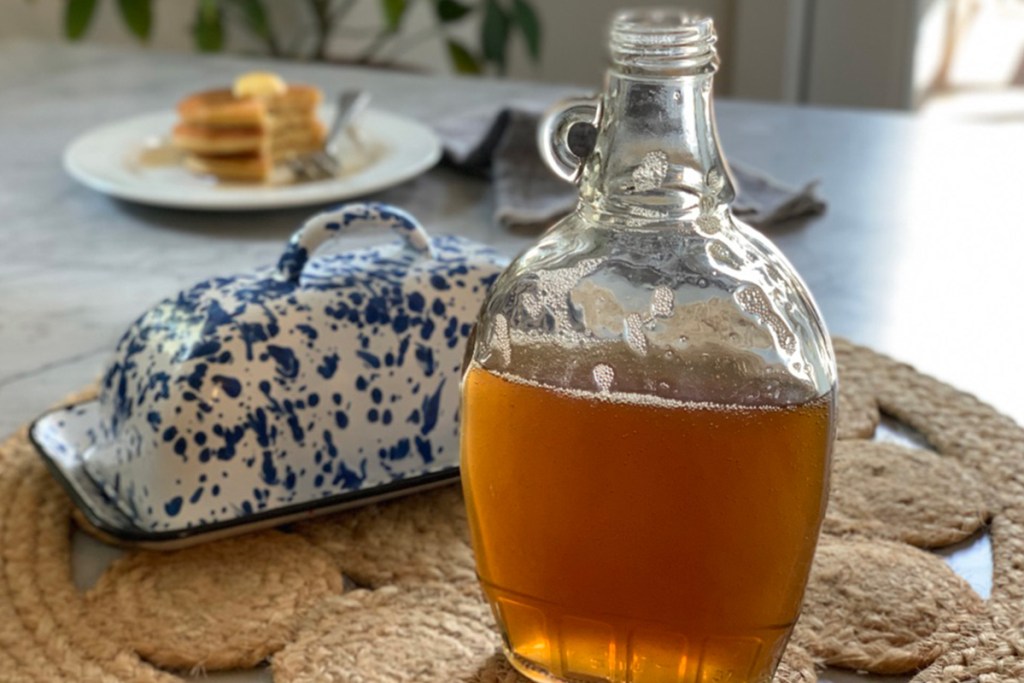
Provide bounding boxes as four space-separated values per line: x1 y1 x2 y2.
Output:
488 585 789 683
504 644 577 683
502 641 781 683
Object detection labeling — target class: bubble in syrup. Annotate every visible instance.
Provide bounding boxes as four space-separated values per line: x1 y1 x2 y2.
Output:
624 313 648 355
706 168 725 193
650 286 673 318
708 241 742 270
522 291 542 318
696 212 722 235
625 204 666 227
489 314 511 367
593 364 614 392
631 150 669 192
533 258 602 336
735 285 796 354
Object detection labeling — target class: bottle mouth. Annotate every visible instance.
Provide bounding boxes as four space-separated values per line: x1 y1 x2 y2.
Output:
609 8 717 73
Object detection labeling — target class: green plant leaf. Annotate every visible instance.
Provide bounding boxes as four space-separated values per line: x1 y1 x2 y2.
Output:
481 0 508 72
447 39 482 74
381 0 408 31
223 0 280 55
116 0 152 41
436 0 470 22
511 0 540 60
65 0 98 40
193 0 224 52
226 0 271 39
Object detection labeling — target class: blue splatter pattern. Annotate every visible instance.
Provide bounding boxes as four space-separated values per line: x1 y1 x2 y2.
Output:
87 203 506 531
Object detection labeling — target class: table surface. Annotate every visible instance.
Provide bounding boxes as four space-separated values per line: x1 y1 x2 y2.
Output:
1 40 1019 683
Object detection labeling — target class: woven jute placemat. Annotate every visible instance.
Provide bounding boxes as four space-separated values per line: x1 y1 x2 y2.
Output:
1 338 1021 682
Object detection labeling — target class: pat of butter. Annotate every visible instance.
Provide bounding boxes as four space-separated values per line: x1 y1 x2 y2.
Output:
233 71 287 98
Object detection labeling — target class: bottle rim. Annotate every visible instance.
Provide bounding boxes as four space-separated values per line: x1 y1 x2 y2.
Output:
609 8 717 73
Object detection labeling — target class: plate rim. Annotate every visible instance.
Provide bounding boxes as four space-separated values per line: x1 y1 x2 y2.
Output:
30 399 461 550
62 107 443 211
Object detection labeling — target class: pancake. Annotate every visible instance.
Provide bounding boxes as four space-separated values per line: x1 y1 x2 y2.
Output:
185 152 274 182
177 85 322 128
177 89 268 128
172 123 263 155
268 84 322 115
270 120 327 159
268 110 324 131
173 73 326 183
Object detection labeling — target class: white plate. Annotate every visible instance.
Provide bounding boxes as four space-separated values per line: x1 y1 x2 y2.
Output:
62 107 442 211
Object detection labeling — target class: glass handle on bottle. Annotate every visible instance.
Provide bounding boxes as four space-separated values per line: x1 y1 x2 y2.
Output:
538 96 601 184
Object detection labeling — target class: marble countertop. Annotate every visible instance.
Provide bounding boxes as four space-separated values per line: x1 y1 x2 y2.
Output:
0 40 1017 683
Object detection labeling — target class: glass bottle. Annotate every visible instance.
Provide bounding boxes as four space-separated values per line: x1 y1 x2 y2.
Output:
460 9 835 683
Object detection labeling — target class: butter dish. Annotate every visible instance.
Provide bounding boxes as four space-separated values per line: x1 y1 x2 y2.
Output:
32 202 507 547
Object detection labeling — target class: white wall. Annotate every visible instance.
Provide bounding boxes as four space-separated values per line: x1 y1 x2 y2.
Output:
799 0 954 110
505 0 736 90
803 0 918 109
730 0 808 102
5 0 943 109
912 0 956 105
0 0 736 90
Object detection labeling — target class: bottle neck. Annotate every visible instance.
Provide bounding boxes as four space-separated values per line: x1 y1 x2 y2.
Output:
577 66 734 227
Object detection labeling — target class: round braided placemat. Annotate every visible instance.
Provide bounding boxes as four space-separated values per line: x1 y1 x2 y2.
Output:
0 338 1021 682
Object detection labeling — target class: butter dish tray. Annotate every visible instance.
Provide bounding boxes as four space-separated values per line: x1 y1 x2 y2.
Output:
31 399 460 549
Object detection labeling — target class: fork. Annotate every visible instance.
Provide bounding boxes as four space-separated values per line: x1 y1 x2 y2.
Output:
286 90 371 182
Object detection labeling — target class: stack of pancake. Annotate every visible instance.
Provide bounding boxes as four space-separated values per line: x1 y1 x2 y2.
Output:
172 72 326 182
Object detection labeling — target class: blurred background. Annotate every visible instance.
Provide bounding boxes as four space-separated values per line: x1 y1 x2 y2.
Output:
3 0 1022 120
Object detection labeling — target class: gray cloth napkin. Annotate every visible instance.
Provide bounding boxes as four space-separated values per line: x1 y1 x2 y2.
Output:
432 105 826 230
